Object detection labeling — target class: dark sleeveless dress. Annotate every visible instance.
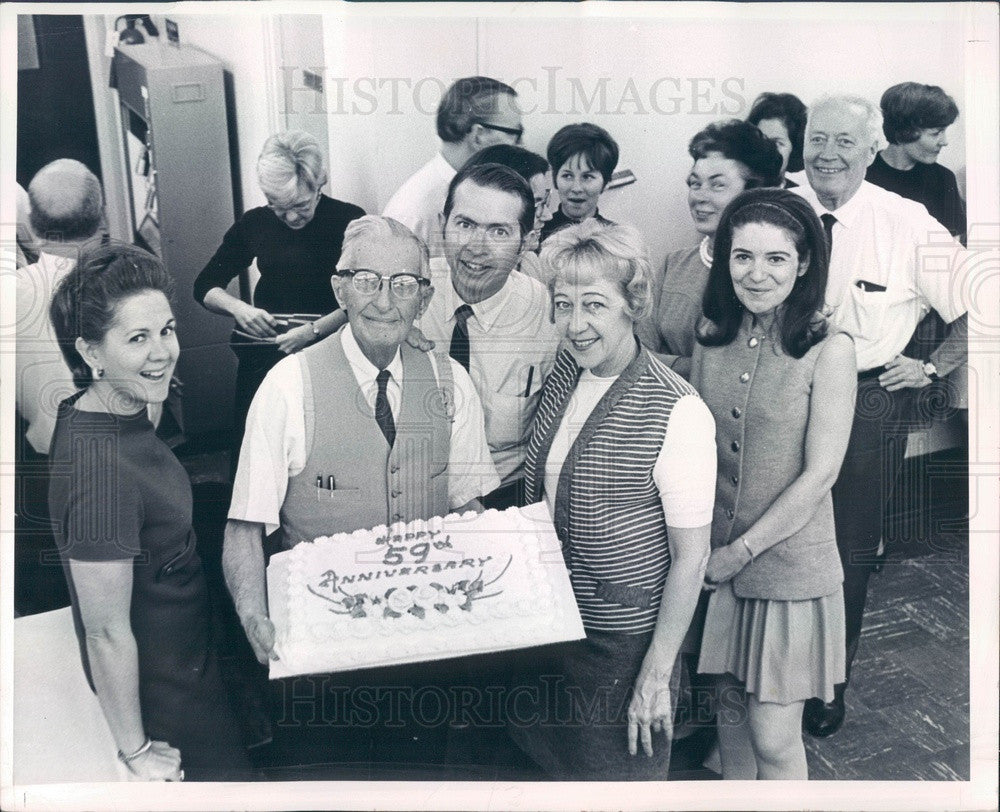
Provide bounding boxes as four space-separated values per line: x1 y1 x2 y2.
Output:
48 393 250 781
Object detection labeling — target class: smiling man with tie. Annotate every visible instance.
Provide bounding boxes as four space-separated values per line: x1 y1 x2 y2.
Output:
418 162 561 510
793 94 970 738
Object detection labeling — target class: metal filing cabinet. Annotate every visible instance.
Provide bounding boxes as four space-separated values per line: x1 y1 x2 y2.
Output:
112 42 236 438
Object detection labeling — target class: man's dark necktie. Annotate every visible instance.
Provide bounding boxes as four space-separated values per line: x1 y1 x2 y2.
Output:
450 304 474 372
375 369 395 448
821 213 837 258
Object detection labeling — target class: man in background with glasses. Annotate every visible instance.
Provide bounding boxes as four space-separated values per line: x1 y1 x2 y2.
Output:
384 76 523 259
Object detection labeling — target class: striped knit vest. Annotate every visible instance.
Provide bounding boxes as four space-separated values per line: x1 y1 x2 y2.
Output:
524 344 699 634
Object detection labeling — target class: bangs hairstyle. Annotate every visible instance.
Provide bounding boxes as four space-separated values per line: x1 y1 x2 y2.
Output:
540 220 652 323
880 82 959 145
699 188 828 358
547 122 620 186
256 130 327 206
50 242 175 389
746 92 808 174
688 119 783 189
337 215 430 278
443 162 535 238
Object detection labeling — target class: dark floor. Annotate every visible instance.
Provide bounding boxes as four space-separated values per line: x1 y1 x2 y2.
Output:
804 546 969 780
13 439 971 782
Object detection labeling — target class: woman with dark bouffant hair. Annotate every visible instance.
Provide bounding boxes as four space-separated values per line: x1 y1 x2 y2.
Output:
637 119 782 376
746 92 808 188
691 188 856 779
49 242 250 782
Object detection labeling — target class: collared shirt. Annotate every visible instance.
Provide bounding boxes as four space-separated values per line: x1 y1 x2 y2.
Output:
16 252 78 454
229 325 500 535
793 181 967 371
382 152 456 258
418 259 561 485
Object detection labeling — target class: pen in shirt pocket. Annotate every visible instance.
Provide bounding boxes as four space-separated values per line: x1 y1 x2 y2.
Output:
315 474 336 491
523 365 534 397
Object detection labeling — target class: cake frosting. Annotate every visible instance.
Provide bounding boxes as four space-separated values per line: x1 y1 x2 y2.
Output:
267 504 585 677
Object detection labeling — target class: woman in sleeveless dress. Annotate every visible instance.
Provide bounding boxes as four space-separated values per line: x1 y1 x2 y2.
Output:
691 188 856 778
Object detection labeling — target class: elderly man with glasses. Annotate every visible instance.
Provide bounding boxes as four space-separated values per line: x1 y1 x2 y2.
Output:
383 76 523 258
222 215 498 771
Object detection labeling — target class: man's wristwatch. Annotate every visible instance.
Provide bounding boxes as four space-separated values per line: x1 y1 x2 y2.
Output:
922 360 940 381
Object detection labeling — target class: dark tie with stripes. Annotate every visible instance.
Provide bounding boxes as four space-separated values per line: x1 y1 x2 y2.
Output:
374 369 395 448
450 304 474 372
821 213 837 258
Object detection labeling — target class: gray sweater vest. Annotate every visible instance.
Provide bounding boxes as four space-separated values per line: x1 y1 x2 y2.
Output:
279 332 451 549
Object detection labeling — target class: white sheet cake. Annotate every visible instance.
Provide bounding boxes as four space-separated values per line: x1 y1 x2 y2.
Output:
267 504 585 677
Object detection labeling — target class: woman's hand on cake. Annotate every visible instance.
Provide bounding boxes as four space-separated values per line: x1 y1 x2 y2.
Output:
627 659 674 758
244 613 278 664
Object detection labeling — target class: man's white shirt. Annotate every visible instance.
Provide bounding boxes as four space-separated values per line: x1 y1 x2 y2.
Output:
382 152 456 258
793 181 967 372
418 260 561 485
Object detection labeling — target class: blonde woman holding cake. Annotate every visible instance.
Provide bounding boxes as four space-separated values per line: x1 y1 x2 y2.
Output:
508 221 716 780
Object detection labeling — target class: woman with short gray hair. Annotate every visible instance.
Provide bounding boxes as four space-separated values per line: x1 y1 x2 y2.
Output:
194 130 365 473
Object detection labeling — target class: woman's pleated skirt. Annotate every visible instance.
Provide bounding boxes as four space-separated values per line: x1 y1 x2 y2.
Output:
697 582 845 704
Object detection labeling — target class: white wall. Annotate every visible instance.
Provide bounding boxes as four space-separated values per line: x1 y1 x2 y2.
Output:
321 14 478 215
320 5 968 272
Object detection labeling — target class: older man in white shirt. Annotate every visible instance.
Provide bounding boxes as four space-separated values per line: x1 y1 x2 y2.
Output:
222 215 499 771
224 215 498 660
16 159 105 456
383 77 523 258
14 159 105 615
793 94 971 737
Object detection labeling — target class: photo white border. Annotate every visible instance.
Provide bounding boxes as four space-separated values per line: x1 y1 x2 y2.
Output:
1 2 997 810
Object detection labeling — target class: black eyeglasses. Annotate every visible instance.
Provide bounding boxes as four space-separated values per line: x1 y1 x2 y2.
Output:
475 120 524 144
336 269 430 300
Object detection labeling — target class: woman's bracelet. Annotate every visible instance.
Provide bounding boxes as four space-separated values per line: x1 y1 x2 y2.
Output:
739 536 755 563
117 737 152 765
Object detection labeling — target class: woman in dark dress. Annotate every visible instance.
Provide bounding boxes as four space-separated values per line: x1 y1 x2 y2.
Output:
193 130 365 471
866 83 967 415
49 243 250 781
867 82 965 242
